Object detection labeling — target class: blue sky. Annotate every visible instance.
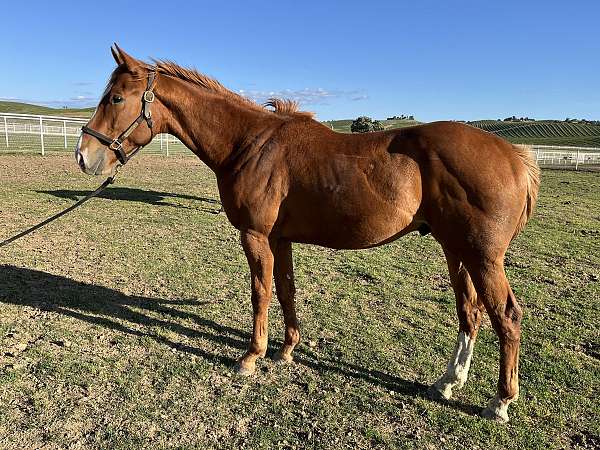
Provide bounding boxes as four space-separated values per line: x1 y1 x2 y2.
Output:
1 1 599 122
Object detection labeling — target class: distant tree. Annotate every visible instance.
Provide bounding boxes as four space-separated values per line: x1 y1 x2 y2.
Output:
351 116 370 133
351 116 384 133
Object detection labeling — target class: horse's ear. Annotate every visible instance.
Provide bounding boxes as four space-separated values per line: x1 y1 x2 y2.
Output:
112 43 141 72
111 44 123 66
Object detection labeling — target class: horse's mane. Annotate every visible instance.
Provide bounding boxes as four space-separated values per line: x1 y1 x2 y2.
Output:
152 60 314 118
263 98 314 118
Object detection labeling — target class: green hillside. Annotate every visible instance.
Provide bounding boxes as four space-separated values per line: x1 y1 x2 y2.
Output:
468 120 600 147
325 118 600 147
323 118 420 133
0 101 94 118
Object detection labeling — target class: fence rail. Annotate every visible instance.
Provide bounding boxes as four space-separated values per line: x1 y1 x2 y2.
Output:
0 112 190 156
528 144 600 170
2 113 600 170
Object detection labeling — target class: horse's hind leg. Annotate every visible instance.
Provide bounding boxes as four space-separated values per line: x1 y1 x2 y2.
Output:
429 250 484 400
468 257 522 423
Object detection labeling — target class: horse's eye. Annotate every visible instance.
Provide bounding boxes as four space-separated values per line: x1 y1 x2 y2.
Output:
111 95 123 104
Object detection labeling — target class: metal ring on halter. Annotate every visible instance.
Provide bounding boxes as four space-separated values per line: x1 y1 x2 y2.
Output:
143 91 155 103
108 139 123 151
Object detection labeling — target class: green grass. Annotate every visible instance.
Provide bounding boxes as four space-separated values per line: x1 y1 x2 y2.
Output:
0 101 94 118
0 155 598 448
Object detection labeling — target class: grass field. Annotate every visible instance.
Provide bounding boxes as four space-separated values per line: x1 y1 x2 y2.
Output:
0 154 598 449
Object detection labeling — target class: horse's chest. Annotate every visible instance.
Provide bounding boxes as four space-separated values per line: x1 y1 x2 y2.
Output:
217 173 283 233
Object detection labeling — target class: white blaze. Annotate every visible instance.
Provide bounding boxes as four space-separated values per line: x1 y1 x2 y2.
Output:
75 134 83 154
75 107 97 168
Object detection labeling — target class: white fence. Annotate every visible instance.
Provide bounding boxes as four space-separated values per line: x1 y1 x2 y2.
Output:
2 113 600 169
530 145 600 170
0 112 190 156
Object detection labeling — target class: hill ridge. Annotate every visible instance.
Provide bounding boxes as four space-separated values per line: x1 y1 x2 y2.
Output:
0 101 94 118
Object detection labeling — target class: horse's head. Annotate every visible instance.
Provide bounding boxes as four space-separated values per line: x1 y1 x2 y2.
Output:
75 45 157 176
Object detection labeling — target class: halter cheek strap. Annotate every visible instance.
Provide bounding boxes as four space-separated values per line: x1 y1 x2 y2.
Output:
81 71 156 165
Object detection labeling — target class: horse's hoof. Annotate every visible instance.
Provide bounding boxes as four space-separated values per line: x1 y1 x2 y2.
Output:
233 361 255 376
272 351 293 364
481 405 509 423
427 384 452 401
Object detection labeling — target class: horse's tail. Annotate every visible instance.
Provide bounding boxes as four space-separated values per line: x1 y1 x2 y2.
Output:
512 144 541 239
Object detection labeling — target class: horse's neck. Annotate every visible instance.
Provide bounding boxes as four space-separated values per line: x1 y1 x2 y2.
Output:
156 77 270 171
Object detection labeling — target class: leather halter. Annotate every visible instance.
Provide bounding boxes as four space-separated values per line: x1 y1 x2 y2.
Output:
81 71 157 165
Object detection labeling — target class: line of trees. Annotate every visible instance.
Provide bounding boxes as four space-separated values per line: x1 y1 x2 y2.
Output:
502 116 534 122
498 116 600 125
563 118 600 125
386 115 414 120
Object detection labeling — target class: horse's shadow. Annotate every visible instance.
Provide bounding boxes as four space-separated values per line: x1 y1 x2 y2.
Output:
37 188 222 213
0 265 479 416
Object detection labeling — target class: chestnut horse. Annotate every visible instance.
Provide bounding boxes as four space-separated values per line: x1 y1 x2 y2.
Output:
75 45 540 422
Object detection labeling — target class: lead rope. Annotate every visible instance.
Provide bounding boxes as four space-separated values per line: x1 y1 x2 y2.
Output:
0 175 116 248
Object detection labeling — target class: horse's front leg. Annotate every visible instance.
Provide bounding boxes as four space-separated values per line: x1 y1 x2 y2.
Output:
272 239 300 364
235 230 274 375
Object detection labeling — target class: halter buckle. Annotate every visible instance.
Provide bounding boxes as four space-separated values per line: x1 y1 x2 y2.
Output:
109 139 123 151
143 91 155 103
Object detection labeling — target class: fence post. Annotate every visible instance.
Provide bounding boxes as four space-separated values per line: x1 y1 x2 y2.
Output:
63 120 68 148
3 116 8 147
160 133 163 154
575 148 580 171
39 116 45 155
166 135 169 157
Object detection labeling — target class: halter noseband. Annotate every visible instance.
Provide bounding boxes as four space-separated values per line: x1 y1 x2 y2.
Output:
81 71 157 165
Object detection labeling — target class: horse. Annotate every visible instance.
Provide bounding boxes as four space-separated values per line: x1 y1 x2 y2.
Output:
75 45 540 423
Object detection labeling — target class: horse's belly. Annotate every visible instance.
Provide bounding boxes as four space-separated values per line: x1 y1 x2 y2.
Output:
279 152 422 248
281 199 420 249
